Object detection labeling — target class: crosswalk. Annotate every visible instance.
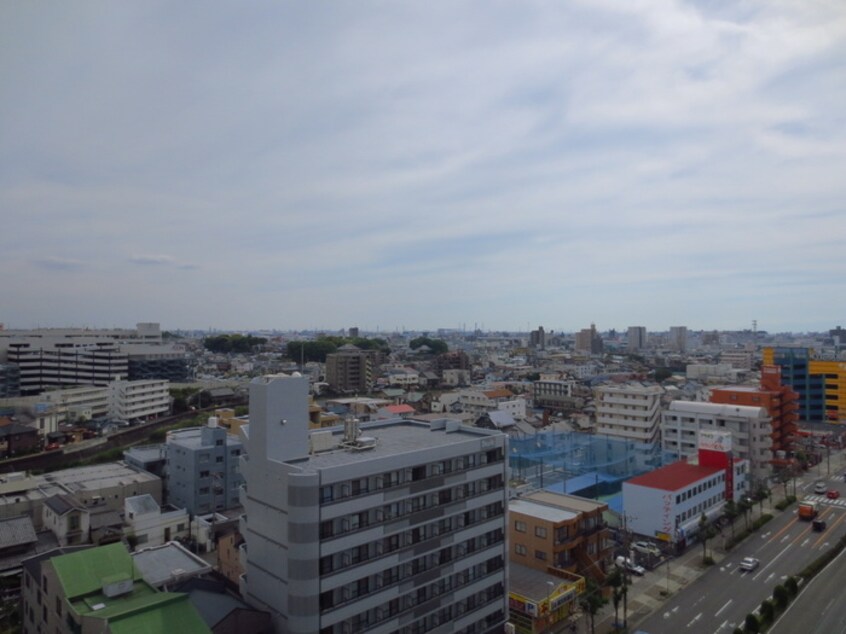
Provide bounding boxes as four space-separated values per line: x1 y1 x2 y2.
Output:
802 494 846 508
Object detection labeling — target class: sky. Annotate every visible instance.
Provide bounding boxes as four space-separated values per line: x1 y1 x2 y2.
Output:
2 1 845 334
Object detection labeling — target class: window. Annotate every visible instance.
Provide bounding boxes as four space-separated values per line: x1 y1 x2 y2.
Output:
515 520 526 533
216 456 224 463
534 526 547 538
200 470 210 478
515 544 527 556
535 550 547 561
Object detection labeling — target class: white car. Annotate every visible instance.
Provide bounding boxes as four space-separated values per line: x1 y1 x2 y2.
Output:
616 556 646 576
739 557 760 572
632 541 661 557
814 481 827 494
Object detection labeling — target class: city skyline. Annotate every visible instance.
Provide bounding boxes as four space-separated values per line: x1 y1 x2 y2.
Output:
2 3 845 333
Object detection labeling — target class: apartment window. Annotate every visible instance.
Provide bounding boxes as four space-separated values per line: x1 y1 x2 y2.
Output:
200 470 210 478
216 456 224 463
534 526 547 539
215 439 224 446
535 550 547 561
515 544 527 556
515 520 526 532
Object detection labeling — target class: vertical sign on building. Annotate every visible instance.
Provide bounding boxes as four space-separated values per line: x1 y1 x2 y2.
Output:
698 430 734 500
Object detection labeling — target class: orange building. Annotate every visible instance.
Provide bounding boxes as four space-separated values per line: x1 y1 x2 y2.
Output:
509 491 612 583
710 365 799 466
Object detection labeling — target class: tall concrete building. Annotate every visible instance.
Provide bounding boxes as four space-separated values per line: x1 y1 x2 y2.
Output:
668 326 688 353
626 326 647 353
594 383 663 470
325 344 373 394
241 374 509 634
166 419 244 515
529 326 546 350
574 324 603 355
0 323 187 395
763 346 846 422
660 401 773 479
710 365 798 467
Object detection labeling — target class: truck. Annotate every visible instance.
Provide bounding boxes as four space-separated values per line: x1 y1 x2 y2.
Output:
798 500 818 520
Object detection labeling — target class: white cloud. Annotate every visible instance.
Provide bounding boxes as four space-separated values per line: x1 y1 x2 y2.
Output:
1 1 845 331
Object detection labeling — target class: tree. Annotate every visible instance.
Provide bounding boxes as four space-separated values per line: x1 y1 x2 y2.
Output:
738 496 753 531
723 500 739 539
409 336 448 355
607 567 625 627
744 613 760 632
578 577 606 634
698 513 716 562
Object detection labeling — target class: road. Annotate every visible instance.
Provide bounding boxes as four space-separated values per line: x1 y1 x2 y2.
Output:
636 472 846 634
769 546 846 634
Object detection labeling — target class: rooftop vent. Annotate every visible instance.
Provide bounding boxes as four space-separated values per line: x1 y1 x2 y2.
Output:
340 418 377 452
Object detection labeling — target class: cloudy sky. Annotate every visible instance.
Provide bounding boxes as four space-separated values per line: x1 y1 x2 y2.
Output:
2 1 845 334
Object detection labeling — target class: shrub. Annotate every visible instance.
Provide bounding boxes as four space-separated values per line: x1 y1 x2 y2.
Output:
759 599 775 624
785 576 798 596
773 584 789 609
744 613 760 632
752 514 773 530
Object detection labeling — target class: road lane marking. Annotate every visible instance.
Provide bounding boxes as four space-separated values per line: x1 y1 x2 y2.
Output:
753 543 792 581
765 516 798 547
715 599 732 617
687 612 702 627
814 509 846 548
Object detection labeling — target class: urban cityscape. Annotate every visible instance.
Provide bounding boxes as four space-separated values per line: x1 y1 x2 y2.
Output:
1 322 846 633
3 2 846 634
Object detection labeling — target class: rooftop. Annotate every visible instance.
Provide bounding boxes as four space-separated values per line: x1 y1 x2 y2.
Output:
132 542 211 588
525 490 609 514
509 499 578 523
626 460 724 492
297 419 503 473
0 515 37 551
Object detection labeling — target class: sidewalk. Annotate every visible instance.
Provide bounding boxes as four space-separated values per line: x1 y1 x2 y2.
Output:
577 495 783 634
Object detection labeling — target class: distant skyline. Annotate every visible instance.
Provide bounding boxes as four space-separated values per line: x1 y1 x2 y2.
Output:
2 3 845 333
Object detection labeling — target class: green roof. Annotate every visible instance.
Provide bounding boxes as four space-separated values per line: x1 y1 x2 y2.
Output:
101 594 210 634
52 542 137 599
51 543 210 633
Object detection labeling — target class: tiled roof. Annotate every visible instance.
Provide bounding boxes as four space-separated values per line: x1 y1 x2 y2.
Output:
0 515 37 550
626 461 723 492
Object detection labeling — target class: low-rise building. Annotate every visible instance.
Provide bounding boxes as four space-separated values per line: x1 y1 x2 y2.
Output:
124 494 189 549
623 435 750 549
508 492 612 585
20 542 210 634
0 464 161 531
108 378 170 422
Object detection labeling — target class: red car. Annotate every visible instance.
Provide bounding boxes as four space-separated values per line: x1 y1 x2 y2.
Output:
827 489 840 499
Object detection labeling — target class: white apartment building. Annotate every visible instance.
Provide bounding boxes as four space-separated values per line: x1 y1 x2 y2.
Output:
108 378 170 422
458 388 526 420
532 379 575 411
241 374 509 634
594 383 664 471
660 401 773 479
720 351 754 371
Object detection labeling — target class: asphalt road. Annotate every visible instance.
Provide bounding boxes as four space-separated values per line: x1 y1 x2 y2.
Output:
769 546 846 634
636 472 846 634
